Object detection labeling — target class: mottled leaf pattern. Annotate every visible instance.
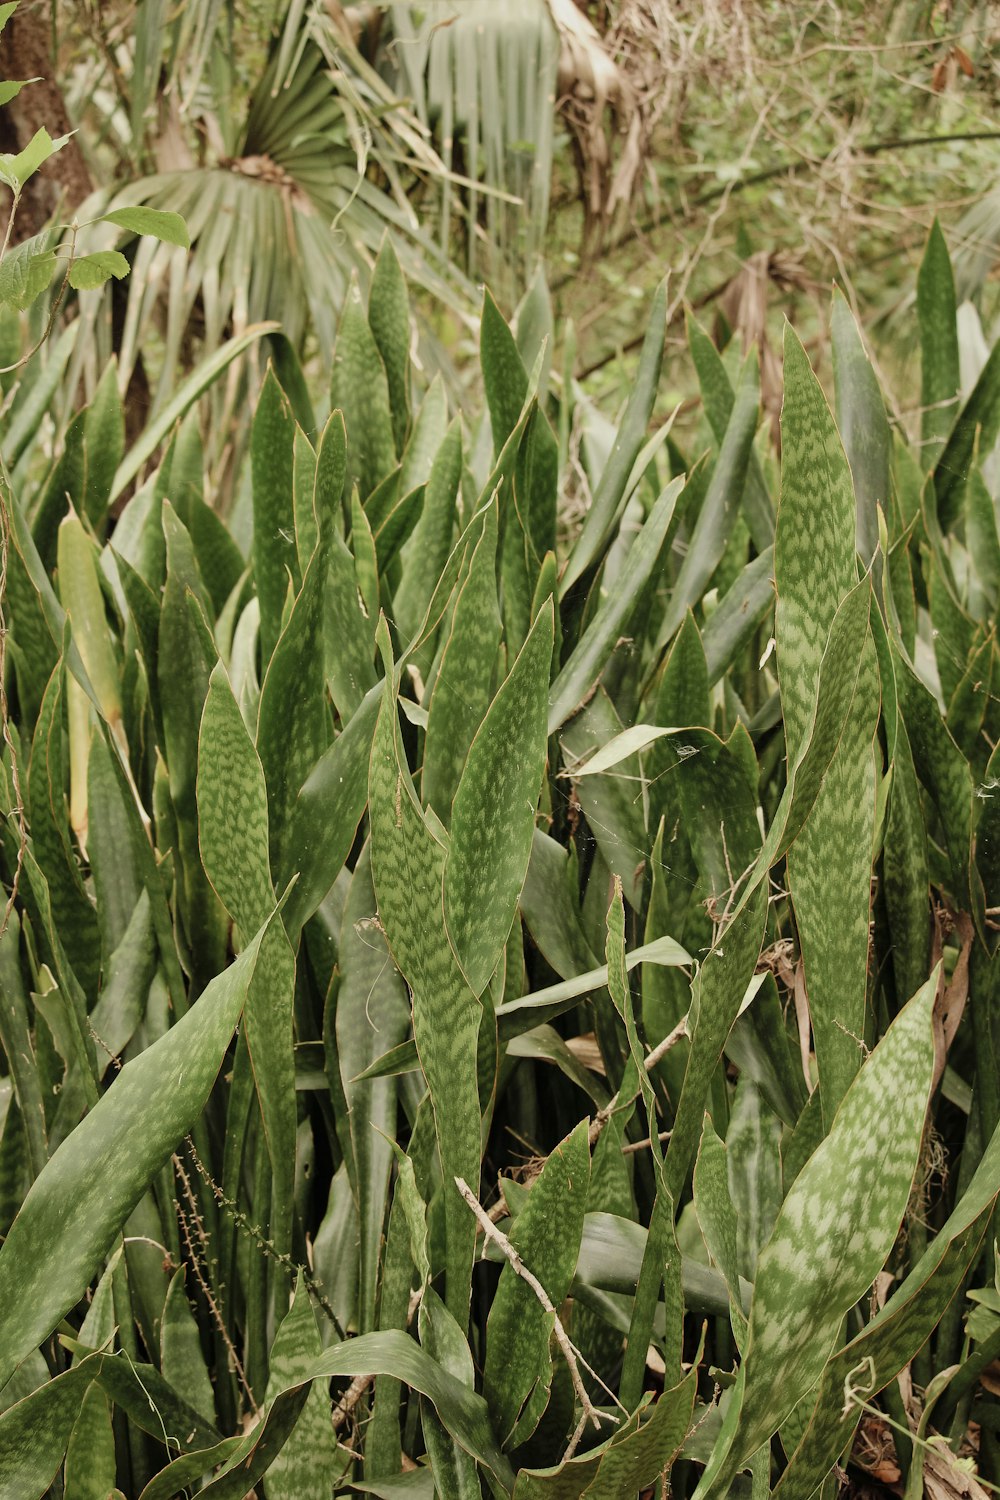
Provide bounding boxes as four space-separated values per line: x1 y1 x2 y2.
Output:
484 1120 590 1447
445 601 553 995
695 975 937 1498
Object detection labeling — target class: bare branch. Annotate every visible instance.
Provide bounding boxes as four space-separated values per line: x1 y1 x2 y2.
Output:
454 1175 619 1458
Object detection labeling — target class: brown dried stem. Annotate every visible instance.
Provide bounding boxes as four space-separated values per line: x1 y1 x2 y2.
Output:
455 1175 618 1459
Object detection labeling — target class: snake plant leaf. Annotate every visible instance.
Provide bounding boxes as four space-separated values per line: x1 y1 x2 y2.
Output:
774 324 858 766
0 918 272 1389
482 287 529 453
561 693 649 915
663 880 764 1203
0 915 48 1180
500 933 691 1030
337 846 410 1331
693 973 937 1499
701 546 775 686
419 1300 481 1498
688 312 773 548
27 659 102 1001
324 522 378 719
400 376 448 495
255 544 328 876
80 358 125 536
160 1268 216 1428
423 500 502 821
774 1110 1000 1500
549 475 684 733
332 274 397 503
251 365 298 664
280 683 380 939
63 1377 116 1500
483 1119 590 1449
314 408 347 540
187 1330 515 1498
562 277 667 594
654 351 760 652
753 575 871 880
293 426 319 571
935 336 1000 533
358 932 691 1078
159 502 228 977
916 219 960 473
368 626 481 1322
725 1077 782 1280
394 416 463 645
198 663 273 933
606 883 684 1409
694 1118 748 1349
198 663 296 1258
369 236 411 457
786 630 880 1121
444 599 554 996
0 1352 103 1500
965 466 1000 612
512 1363 698 1499
57 513 121 733
831 289 890 565
893 637 985 936
262 1274 338 1500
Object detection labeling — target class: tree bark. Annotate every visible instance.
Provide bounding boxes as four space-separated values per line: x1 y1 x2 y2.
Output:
0 2 92 242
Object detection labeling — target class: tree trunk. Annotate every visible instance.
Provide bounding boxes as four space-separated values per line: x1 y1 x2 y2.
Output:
0 2 92 242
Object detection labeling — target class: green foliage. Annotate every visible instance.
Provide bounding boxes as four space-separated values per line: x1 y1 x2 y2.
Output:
1 202 1000 1499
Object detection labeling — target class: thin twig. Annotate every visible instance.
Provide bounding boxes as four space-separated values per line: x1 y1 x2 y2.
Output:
183 1135 347 1340
621 1129 673 1157
455 1176 618 1458
172 1153 257 1416
644 1014 689 1074
332 1373 374 1433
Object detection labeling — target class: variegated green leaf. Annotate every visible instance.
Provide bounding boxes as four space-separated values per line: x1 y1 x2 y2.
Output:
0 921 272 1388
332 275 397 502
444 599 554 996
694 973 937 1498
368 625 482 1322
262 1274 338 1500
250 366 298 663
483 1119 590 1448
422 500 501 821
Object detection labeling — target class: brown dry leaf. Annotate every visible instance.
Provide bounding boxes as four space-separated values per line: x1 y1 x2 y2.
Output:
922 1437 990 1500
565 1032 607 1075
854 1411 902 1489
792 956 814 1093
978 1360 1000 1398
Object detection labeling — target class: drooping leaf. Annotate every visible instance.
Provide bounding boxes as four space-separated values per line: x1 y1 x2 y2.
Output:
0 920 272 1388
